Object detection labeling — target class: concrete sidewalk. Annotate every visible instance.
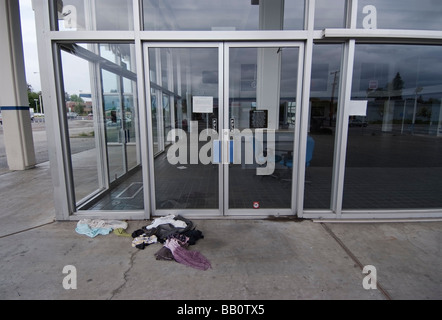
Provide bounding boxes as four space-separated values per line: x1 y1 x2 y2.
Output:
0 164 440 300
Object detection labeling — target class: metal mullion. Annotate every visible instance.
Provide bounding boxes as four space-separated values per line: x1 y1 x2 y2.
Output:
118 72 128 174
323 29 442 42
331 39 355 218
138 30 310 42
89 44 109 193
142 43 157 218
346 0 358 29
218 43 225 217
48 31 136 41
53 42 77 216
133 0 143 32
291 41 305 216
223 43 230 216
84 0 96 31
296 0 315 218
133 40 151 219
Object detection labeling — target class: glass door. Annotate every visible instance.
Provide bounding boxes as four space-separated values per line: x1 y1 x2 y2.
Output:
224 42 303 216
145 42 303 217
145 43 223 216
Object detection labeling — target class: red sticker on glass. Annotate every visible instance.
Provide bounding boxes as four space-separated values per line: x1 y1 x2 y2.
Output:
253 202 260 209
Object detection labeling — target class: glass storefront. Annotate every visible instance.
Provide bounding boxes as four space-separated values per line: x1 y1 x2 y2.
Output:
34 1 442 220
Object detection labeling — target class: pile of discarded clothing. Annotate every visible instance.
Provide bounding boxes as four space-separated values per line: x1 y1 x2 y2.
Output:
130 215 211 271
75 215 211 271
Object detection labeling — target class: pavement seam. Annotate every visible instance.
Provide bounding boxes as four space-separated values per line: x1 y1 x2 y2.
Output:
0 220 56 239
320 223 393 300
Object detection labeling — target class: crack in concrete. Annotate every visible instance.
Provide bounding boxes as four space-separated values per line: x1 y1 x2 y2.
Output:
109 249 139 300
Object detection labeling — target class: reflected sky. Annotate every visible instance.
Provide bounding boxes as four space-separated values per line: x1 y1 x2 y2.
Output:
143 0 304 30
352 45 442 98
358 0 442 30
315 0 346 29
310 44 343 96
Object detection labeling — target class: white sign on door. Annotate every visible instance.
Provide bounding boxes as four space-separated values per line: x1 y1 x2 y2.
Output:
193 96 213 113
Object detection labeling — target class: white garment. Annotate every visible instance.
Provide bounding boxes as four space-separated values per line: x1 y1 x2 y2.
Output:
78 219 128 230
144 214 187 230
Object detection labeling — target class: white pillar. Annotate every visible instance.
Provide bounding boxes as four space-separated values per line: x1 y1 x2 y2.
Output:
0 0 36 170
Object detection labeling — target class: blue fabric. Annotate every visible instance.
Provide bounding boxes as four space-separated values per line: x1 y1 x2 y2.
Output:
75 222 112 238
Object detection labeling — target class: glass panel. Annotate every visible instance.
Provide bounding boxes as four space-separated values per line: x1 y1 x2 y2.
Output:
357 0 442 30
102 69 119 95
149 47 219 210
124 94 138 172
143 0 304 31
54 0 133 31
151 88 160 155
228 46 299 209
59 42 143 211
345 44 442 210
304 44 343 209
162 93 172 147
61 49 100 203
102 81 125 182
315 0 346 29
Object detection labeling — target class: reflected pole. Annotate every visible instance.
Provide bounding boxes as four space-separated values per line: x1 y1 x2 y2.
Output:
411 87 423 134
329 71 339 127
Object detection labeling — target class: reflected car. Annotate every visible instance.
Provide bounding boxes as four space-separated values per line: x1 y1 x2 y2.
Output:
67 112 78 119
349 118 368 127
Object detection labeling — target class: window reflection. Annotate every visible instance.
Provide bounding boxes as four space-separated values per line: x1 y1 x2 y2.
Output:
344 45 442 210
143 0 304 31
358 0 442 30
54 0 133 31
315 0 346 29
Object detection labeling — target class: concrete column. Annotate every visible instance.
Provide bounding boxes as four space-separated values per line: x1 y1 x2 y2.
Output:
0 0 36 170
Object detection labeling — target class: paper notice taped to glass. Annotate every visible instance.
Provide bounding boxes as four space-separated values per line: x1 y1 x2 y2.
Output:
193 96 213 113
349 100 368 116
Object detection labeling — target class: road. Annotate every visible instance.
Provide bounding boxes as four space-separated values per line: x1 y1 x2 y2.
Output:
0 119 95 175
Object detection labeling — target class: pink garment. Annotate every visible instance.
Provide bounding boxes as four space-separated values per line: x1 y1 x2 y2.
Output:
165 238 212 271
